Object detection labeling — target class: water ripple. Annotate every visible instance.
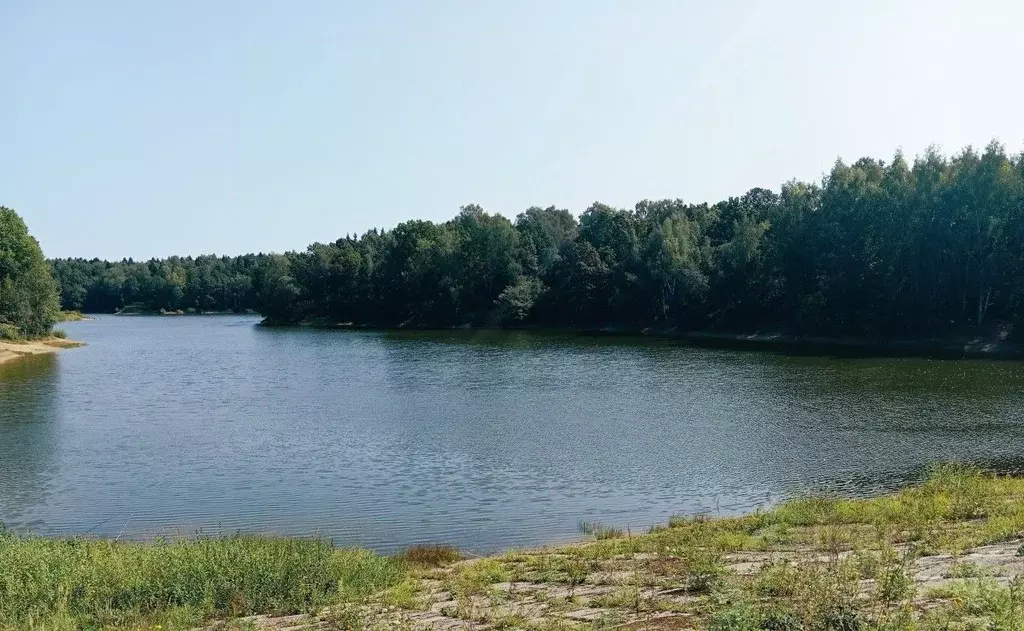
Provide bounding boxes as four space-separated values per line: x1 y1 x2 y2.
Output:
2 317 1024 552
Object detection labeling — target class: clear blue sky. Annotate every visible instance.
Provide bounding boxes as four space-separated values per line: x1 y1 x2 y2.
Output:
3 0 1023 260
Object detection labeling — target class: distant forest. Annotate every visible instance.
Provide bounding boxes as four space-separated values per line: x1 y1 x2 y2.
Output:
51 143 1024 338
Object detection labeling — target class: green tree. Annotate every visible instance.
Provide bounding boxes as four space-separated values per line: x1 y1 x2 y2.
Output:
494 276 545 324
450 205 521 321
515 206 578 277
640 210 708 325
40 141 1024 341
0 207 61 338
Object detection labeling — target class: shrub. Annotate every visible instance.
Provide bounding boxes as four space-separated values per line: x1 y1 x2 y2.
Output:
397 544 461 568
0 323 23 341
709 602 759 631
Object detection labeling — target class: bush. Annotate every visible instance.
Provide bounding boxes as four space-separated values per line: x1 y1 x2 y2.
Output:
397 544 461 568
709 602 759 631
0 323 23 341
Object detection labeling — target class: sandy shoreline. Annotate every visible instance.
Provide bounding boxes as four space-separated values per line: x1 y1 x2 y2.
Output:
0 338 84 365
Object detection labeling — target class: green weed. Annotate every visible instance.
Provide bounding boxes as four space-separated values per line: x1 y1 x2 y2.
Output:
578 521 624 540
0 533 404 630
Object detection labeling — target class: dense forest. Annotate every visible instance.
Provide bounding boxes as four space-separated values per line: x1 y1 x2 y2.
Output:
0 207 61 339
51 255 273 315
50 143 1024 339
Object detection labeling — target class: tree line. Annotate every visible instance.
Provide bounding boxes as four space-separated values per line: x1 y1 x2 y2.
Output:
46 142 1024 339
51 255 275 314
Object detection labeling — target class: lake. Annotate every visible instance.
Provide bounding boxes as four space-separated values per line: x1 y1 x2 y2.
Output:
3 315 1024 553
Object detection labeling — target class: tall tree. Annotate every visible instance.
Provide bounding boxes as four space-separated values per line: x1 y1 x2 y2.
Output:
43 142 1024 341
0 207 61 338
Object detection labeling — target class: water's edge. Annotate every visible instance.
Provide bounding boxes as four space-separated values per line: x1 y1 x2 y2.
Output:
0 338 84 366
258 318 1024 360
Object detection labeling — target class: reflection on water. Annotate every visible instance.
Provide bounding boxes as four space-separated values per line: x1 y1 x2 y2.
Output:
0 354 60 529
2 317 1024 552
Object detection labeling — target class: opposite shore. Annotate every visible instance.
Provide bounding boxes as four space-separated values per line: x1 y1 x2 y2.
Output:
90 308 1024 360
35 310 1024 361
262 316 1024 360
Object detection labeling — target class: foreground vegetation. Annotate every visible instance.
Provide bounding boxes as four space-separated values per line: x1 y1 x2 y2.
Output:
0 532 405 631
48 142 1024 341
7 465 1024 630
356 465 1024 631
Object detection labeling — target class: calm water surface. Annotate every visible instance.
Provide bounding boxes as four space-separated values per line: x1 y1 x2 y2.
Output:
3 316 1024 553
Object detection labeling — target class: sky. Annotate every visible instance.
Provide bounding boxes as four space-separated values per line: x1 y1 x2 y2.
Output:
3 1 1024 260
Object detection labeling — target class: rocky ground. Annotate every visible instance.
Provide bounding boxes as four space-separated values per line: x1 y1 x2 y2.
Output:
198 536 1024 631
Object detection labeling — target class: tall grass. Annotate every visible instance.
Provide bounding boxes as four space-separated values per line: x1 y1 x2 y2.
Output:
396 544 462 568
0 531 404 631
578 520 624 540
768 463 1005 533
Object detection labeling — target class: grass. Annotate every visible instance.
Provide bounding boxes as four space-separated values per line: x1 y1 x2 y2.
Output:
6 464 1024 630
0 322 77 341
59 311 87 322
395 544 461 568
0 531 404 631
0 325 81 346
577 520 625 540
390 464 1024 630
42 337 85 349
920 578 1024 629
